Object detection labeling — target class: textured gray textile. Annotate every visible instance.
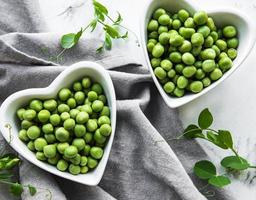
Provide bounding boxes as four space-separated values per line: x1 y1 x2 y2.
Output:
0 1 231 200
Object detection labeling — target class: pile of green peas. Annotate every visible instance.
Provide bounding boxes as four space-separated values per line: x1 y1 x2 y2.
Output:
147 8 239 97
16 77 112 175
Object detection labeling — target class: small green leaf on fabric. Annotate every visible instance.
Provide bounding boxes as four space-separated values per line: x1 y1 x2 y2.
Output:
28 185 37 196
90 19 98 32
104 25 120 38
208 175 231 188
193 160 216 180
93 0 108 21
10 183 23 196
60 33 76 49
218 130 233 149
221 156 250 170
74 28 83 43
114 12 123 25
198 108 213 129
183 124 204 139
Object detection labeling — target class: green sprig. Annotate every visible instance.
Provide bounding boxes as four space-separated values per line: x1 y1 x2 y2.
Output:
180 108 256 190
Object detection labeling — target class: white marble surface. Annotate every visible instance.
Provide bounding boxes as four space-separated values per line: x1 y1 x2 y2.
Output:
38 0 256 199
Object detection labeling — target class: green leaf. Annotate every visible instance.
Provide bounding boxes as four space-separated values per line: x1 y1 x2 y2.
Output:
90 19 98 32
193 160 216 180
206 131 228 149
93 0 108 21
74 28 83 43
221 156 250 170
114 12 123 25
218 130 233 149
104 25 120 38
28 185 37 196
183 124 204 139
208 175 231 188
96 46 104 53
10 183 23 196
105 33 112 49
60 33 76 49
0 171 13 180
198 108 213 129
121 31 128 39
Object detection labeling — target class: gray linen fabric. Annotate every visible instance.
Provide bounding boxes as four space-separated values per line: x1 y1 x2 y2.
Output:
0 1 232 200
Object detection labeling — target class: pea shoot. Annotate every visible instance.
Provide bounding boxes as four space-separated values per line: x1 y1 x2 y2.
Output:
179 108 256 190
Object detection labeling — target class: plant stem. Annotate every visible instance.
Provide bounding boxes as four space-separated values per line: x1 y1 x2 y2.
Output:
205 128 219 134
249 165 256 169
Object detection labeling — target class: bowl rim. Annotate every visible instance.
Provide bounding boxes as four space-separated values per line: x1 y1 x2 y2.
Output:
0 61 117 186
140 0 256 108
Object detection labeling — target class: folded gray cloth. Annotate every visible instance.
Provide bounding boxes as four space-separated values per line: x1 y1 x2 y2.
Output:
0 1 232 200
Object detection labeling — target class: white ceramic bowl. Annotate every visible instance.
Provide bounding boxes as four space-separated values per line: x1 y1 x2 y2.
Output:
0 61 116 186
141 0 256 108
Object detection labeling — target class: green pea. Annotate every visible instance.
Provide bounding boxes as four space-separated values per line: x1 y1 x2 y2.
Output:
179 27 195 39
147 19 158 32
184 17 195 28
43 99 57 111
87 157 98 169
154 67 166 80
68 164 81 175
72 81 82 91
60 112 70 121
70 154 81 165
158 14 170 25
158 32 170 45
182 66 197 78
58 88 71 101
212 45 220 56
37 110 50 123
43 144 57 158
44 134 56 144
48 154 60 165
172 19 181 30
197 25 210 38
64 146 78 159
191 33 204 46
210 68 223 81
18 129 29 142
169 52 182 63
150 58 161 68
169 34 184 47
153 8 166 20
202 77 211 87
195 69 205 80
27 141 35 151
99 124 111 136
57 159 69 171
158 25 168 34
177 76 188 89
202 60 216 73
182 52 195 65
82 145 91 156
147 42 155 52
66 98 76 109
227 48 237 60
160 59 172 71
27 126 41 140
80 105 93 115
76 111 89 124
42 123 54 134
49 114 61 126
91 83 103 95
218 57 233 72
21 120 33 130
215 39 227 51
98 116 111 126
204 36 214 48
167 69 176 78
178 9 190 22
210 31 218 41
190 81 203 93
94 129 106 144
223 25 237 38
17 108 26 120
84 132 93 143
219 52 228 60
227 38 239 48
57 142 69 154
36 152 47 161
178 40 192 53
206 17 216 31
194 61 202 68
87 119 98 132
80 166 89 174
90 147 103 160
201 48 216 60
55 127 69 142
92 100 104 112
159 77 169 85
169 29 178 36
29 100 43 112
63 118 75 130
80 156 88 166
172 13 178 19
69 109 80 119
23 109 36 121
173 87 184 97
193 11 208 25
163 82 175 93
152 43 165 58
74 124 86 138
81 77 91 89
72 138 86 152
148 31 158 39
100 106 110 117
191 45 202 56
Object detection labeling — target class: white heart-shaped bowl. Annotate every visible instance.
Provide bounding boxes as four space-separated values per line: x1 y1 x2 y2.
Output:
141 0 256 108
0 61 116 186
